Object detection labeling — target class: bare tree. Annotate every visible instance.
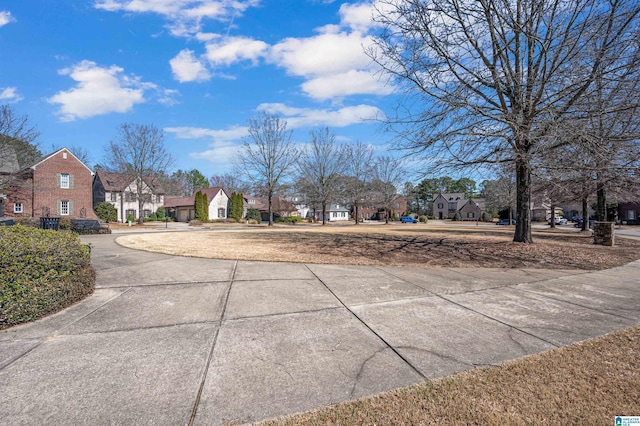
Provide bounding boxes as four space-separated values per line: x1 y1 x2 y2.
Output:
105 123 174 224
237 113 299 226
0 104 40 173
372 156 406 224
343 141 375 224
210 174 252 195
370 0 640 243
297 128 346 225
481 172 516 223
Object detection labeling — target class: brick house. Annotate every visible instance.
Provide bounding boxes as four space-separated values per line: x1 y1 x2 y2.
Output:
1 147 97 219
432 193 466 219
92 170 165 222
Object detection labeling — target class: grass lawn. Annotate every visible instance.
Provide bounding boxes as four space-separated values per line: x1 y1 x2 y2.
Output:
116 223 640 270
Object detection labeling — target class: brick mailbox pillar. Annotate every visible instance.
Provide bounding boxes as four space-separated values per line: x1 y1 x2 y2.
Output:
593 222 615 246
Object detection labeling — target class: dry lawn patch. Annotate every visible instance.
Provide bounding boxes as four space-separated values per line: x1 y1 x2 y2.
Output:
116 225 640 270
260 326 640 426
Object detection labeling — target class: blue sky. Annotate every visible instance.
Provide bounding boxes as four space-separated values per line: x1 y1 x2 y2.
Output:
0 0 403 177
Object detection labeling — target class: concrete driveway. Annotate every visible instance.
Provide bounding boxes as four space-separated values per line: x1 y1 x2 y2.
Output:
1 233 639 425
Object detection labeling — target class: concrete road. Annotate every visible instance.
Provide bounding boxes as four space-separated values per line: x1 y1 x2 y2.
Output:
1 234 639 425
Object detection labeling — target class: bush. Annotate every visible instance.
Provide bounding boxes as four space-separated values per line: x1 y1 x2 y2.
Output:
246 208 261 223
452 212 461 221
149 213 158 221
95 202 117 222
0 226 95 330
155 207 166 220
419 215 429 223
127 213 135 223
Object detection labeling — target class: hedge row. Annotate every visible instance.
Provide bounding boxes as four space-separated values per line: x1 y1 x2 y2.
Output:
0 226 95 329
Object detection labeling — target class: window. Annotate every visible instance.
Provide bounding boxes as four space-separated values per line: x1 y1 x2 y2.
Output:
467 212 475 218
218 208 226 218
629 210 636 220
437 203 444 209
143 209 152 218
110 192 117 201
14 203 23 213
60 201 69 215
126 192 137 202
60 173 70 189
448 202 457 210
126 209 136 220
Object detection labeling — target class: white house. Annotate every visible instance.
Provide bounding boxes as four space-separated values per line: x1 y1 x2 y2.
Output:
93 170 164 222
313 203 351 221
164 187 229 222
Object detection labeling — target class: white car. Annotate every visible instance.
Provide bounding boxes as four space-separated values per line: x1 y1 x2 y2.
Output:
548 217 568 225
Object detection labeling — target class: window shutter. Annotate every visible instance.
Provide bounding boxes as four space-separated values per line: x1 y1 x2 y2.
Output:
56 174 61 188
69 201 74 216
69 175 75 188
57 201 62 215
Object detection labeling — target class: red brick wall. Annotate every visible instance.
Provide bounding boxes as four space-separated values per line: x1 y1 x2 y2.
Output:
3 149 97 219
32 150 97 218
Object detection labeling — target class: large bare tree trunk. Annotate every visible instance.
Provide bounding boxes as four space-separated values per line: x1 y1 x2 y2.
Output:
354 203 360 225
514 157 533 243
322 202 327 225
582 196 589 232
549 202 556 229
596 181 606 222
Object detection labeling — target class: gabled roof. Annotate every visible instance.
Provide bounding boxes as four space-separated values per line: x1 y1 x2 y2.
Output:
31 147 94 175
95 170 165 194
164 187 225 208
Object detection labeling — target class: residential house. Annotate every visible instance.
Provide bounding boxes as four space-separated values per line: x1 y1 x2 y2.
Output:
531 203 564 222
242 194 297 222
459 199 486 221
287 195 309 219
432 193 466 220
313 203 351 222
164 187 229 222
1 147 97 219
618 202 640 225
93 170 165 222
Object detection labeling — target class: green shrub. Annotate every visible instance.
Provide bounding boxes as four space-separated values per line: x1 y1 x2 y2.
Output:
419 215 428 223
127 213 135 223
155 207 166 220
452 212 461 221
95 202 117 222
246 208 261 222
0 226 95 330
149 213 158 221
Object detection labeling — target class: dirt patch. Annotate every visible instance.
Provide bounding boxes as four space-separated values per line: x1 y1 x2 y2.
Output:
260 326 640 426
116 225 640 270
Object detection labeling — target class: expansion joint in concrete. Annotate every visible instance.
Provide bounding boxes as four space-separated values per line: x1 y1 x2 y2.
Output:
304 264 428 382
188 260 238 426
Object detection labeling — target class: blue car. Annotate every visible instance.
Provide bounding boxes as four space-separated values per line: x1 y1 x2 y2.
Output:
496 219 515 225
401 216 418 223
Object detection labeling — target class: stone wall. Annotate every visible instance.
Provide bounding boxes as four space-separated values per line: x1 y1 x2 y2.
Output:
593 222 615 246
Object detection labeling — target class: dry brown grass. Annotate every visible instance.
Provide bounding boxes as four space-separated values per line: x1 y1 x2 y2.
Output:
260 326 640 426
116 224 640 270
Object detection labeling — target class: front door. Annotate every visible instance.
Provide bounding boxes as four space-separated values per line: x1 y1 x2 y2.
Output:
438 211 443 220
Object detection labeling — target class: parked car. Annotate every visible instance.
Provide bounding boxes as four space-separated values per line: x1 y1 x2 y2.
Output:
548 217 568 225
496 219 515 225
401 216 418 223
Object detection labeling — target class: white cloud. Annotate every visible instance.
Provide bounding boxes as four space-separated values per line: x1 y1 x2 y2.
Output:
158 89 181 105
204 36 268 66
0 87 23 103
165 125 249 166
165 125 248 140
0 11 15 27
47 60 148 121
269 30 373 77
301 70 393 100
257 103 384 128
170 49 211 82
339 2 375 32
94 0 258 37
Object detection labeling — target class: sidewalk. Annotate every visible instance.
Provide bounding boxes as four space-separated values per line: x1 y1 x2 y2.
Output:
1 234 638 425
